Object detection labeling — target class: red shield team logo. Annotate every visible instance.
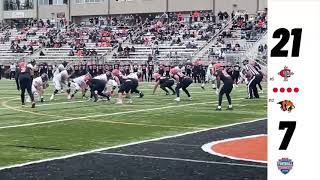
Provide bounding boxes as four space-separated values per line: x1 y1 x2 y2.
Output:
278 66 294 81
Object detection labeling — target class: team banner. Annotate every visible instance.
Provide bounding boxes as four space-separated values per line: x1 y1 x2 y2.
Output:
268 0 320 179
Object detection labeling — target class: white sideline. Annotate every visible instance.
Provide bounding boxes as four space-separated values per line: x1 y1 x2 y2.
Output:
0 97 253 129
0 118 267 171
201 134 268 164
96 152 267 168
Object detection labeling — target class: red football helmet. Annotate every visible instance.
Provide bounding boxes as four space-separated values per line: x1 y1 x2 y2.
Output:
170 67 179 75
153 73 161 80
112 69 120 77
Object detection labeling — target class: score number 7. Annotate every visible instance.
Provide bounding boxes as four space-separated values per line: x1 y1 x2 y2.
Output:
279 121 296 150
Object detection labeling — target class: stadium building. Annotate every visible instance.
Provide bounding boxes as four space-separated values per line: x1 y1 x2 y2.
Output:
0 0 267 26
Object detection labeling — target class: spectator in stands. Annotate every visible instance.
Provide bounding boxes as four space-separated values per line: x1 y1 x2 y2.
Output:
218 11 224 21
68 49 75 56
223 12 229 20
28 45 34 54
91 49 97 56
22 45 27 51
118 43 123 53
39 50 45 56
124 46 130 57
177 37 182 44
46 19 51 27
131 46 135 52
186 42 193 49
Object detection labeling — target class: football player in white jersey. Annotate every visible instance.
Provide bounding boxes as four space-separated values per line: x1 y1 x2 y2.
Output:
50 64 70 100
69 73 92 100
27 73 49 103
126 71 139 80
201 61 216 90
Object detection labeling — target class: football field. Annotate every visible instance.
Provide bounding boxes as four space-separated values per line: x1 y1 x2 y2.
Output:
0 79 267 169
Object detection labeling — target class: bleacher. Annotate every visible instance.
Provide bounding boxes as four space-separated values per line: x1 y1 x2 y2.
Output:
197 12 267 63
0 11 266 66
0 27 47 62
108 19 218 63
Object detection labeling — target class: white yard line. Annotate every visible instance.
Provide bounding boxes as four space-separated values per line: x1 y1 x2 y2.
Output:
0 118 267 171
0 97 262 129
81 119 205 130
96 152 267 168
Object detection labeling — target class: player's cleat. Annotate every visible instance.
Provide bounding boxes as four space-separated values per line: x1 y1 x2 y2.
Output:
189 97 193 101
139 92 144 98
31 102 36 108
41 97 44 102
201 84 205 90
50 94 55 101
215 107 222 111
174 97 180 102
128 99 133 104
227 107 233 110
115 101 123 105
67 95 71 100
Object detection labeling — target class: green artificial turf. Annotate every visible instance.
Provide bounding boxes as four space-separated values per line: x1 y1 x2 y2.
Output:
0 79 267 167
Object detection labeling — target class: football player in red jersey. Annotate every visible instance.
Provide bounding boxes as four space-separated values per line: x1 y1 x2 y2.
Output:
152 73 175 95
170 67 193 102
112 69 134 104
215 65 234 111
17 61 35 108
86 79 111 102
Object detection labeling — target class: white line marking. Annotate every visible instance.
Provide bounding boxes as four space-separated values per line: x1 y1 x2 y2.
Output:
81 119 204 130
0 118 266 170
96 152 267 168
37 100 85 107
151 142 200 147
0 97 248 129
0 97 16 100
201 134 267 164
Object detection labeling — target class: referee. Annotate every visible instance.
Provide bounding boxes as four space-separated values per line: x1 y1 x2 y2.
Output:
243 60 262 99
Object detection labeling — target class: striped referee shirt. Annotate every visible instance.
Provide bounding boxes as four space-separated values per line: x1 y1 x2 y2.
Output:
245 64 259 76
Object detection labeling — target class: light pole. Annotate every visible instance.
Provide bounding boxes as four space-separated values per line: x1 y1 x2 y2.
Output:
68 0 71 22
36 0 39 20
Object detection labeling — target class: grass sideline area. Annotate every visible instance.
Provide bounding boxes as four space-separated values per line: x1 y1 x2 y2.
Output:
0 79 267 168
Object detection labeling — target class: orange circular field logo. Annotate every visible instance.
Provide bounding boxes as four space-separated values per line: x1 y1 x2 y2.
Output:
201 134 267 163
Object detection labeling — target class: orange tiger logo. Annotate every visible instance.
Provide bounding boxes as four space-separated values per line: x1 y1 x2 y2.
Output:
277 100 295 112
